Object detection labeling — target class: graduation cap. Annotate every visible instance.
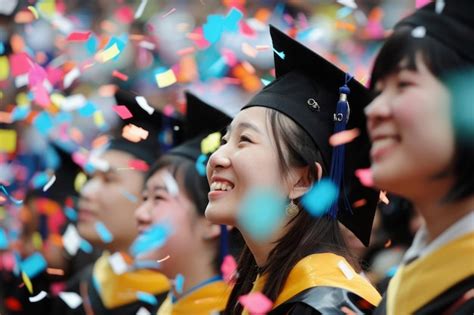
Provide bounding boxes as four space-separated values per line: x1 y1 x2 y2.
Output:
242 25 378 246
395 0 474 63
110 89 183 165
168 92 232 161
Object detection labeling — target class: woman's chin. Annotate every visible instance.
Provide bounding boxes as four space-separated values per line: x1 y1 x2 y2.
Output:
205 204 235 226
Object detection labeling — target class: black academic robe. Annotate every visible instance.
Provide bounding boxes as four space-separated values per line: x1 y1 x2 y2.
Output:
374 232 474 315
51 253 170 315
246 253 381 315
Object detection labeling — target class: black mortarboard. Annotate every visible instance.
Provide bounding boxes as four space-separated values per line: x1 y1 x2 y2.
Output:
110 89 183 165
242 25 378 246
168 92 232 161
395 0 474 63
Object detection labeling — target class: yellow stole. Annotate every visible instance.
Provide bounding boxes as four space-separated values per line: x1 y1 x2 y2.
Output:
386 232 474 315
93 253 170 309
243 253 381 314
157 280 230 315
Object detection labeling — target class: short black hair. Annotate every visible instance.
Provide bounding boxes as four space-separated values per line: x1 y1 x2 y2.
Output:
370 27 474 202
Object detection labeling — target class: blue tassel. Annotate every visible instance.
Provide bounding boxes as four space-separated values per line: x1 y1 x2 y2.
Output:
328 74 353 218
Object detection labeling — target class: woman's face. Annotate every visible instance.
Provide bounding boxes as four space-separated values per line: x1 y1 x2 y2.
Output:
205 107 290 227
365 56 455 199
135 168 211 277
78 150 144 250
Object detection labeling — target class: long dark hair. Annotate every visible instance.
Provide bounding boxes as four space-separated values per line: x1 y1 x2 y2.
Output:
224 109 351 314
370 27 474 202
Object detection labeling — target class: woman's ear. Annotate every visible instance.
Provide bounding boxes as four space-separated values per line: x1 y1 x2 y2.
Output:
288 162 323 200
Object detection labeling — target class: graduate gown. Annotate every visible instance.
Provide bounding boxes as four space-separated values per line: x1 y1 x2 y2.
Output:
52 252 170 315
374 232 474 315
245 253 381 315
157 276 230 315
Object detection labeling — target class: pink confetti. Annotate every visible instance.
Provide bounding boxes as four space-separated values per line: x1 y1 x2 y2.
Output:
239 292 273 315
240 21 256 37
112 105 133 119
355 168 374 187
115 6 134 24
32 85 50 107
163 104 175 117
9 53 33 77
329 128 360 146
71 152 88 168
221 255 237 283
112 70 129 81
416 0 431 8
128 159 149 171
66 31 92 42
221 48 238 67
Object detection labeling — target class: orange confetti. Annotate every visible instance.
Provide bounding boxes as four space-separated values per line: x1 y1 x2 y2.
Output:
384 239 392 248
329 128 360 146
122 124 149 143
335 21 357 33
92 135 110 149
112 70 129 81
352 198 367 208
241 42 258 58
379 190 389 204
98 84 118 97
46 268 65 276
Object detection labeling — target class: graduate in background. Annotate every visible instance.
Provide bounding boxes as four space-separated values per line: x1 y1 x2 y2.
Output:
365 1 474 314
52 90 181 315
205 25 381 314
135 92 241 315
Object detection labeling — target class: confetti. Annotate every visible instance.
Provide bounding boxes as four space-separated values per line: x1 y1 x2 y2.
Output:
161 171 179 197
59 291 83 309
27 6 39 19
416 0 431 8
0 228 8 249
128 159 149 171
46 268 65 276
329 128 360 146
22 272 33 294
301 179 339 217
195 154 208 176
33 111 54 135
379 190 389 204
238 292 273 315
42 174 56 192
9 53 33 77
0 184 24 205
0 0 17 15
135 96 155 115
74 172 88 192
66 31 92 42
21 252 47 278
63 67 80 89
0 129 17 153
95 222 113 244
174 274 184 294
112 70 128 81
122 189 138 203
136 291 157 305
62 224 81 256
29 291 48 302
337 0 357 9
136 307 151 315
241 42 258 58
238 188 286 242
155 69 177 88
130 223 172 257
0 56 9 80
435 0 446 13
202 8 243 44
411 26 426 38
355 168 374 187
201 132 221 154
108 252 128 275
221 255 237 283
80 239 93 253
272 48 285 60
157 255 171 263
112 105 133 119
96 43 121 63
122 124 149 142
134 0 148 19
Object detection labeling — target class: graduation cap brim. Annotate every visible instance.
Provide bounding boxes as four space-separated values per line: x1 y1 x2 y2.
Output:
168 92 231 162
243 25 378 246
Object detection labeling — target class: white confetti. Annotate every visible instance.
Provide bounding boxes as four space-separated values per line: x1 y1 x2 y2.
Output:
134 0 148 19
435 0 446 14
411 26 426 38
63 67 80 89
337 0 357 9
135 96 155 115
29 291 48 302
59 291 83 309
62 224 81 256
162 171 179 197
108 252 128 275
42 174 56 192
136 307 151 315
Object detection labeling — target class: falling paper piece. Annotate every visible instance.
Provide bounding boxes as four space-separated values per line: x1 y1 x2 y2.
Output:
221 255 237 283
32 172 50 189
95 222 113 243
136 307 151 315
155 69 177 88
29 291 48 302
22 272 33 294
74 172 87 192
201 132 221 154
97 43 121 63
130 223 172 257
62 224 81 256
59 291 83 309
301 179 339 217
27 6 39 19
112 105 133 119
195 154 207 176
80 239 93 253
161 171 179 196
329 129 360 146
272 48 285 60
135 96 155 114
42 175 56 192
238 188 286 242
112 70 128 81
338 260 355 280
0 129 17 153
0 56 9 80
411 26 426 38
108 252 128 275
0 184 24 205
337 0 357 9
174 274 184 294
0 228 8 249
355 168 374 187
416 0 431 8
136 291 157 305
379 191 389 205
134 0 148 19
66 31 92 42
63 67 80 89
128 159 149 171
122 124 149 143
33 111 54 135
9 53 33 77
435 0 446 13
238 292 273 315
20 253 47 278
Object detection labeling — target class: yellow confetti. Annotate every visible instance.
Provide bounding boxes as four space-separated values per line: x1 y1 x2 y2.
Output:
32 232 43 250
27 6 39 19
155 69 177 88
22 271 33 294
201 132 221 155
74 172 87 193
0 56 9 80
0 129 17 153
36 0 56 18
93 110 105 127
96 43 120 63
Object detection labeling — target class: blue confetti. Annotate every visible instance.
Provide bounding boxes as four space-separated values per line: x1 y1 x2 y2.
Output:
31 172 50 189
301 179 339 217
0 184 24 205
136 291 157 305
202 8 243 44
54 111 73 124
175 274 185 294
195 154 208 176
121 189 138 203
0 42 4 54
272 47 285 60
11 106 30 122
386 265 399 277
0 228 8 250
261 78 271 86
336 7 353 19
224 8 243 32
33 111 54 135
65 206 78 221
20 252 47 278
95 222 113 243
237 188 286 242
129 223 172 257
80 238 93 253
85 34 98 56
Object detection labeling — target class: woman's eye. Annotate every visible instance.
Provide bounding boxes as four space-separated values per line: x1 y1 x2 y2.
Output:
142 196 148 202
397 80 412 89
239 135 252 143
